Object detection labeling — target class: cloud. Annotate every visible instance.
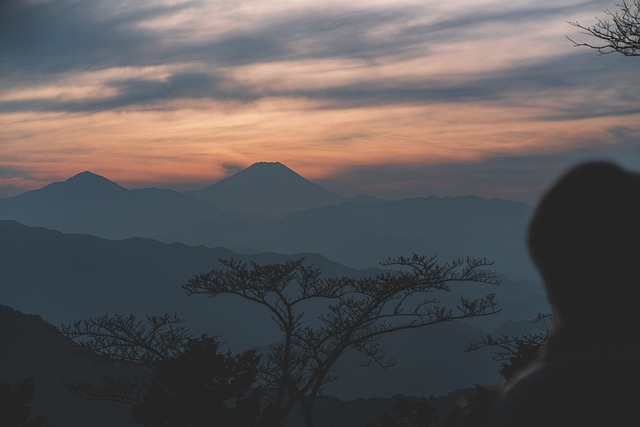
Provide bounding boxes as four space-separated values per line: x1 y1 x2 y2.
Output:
3 0 631 116
220 162 245 176
2 0 638 201
316 135 640 205
0 165 36 180
0 165 47 197
3 44 637 119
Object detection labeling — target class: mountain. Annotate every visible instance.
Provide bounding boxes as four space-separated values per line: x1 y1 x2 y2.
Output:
158 194 539 280
0 304 137 427
1 221 511 398
0 168 539 279
0 219 364 348
345 194 387 205
265 195 537 279
0 171 247 240
186 162 345 217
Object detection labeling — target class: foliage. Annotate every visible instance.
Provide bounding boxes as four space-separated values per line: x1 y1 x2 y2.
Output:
365 398 439 427
568 1 640 56
131 338 263 427
183 254 500 427
445 314 551 426
60 314 264 427
0 377 44 427
465 313 550 382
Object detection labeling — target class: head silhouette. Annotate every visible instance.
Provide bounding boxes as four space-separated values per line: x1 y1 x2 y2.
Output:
527 161 640 326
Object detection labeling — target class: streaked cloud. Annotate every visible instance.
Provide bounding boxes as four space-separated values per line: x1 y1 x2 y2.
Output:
0 0 638 201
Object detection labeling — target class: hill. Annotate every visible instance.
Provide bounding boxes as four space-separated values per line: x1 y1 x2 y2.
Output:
0 219 362 348
0 304 137 427
159 195 538 280
1 303 484 427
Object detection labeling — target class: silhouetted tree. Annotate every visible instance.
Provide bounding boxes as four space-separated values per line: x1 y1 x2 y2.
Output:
465 313 551 382
366 398 439 427
183 254 500 427
568 1 640 56
0 377 44 427
444 314 551 427
61 314 264 427
131 338 263 427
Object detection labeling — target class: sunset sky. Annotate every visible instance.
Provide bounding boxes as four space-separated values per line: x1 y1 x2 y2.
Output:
1 0 639 205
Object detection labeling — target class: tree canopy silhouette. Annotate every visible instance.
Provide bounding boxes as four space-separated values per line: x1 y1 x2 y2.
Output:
465 313 551 382
61 314 264 427
568 1 640 56
0 377 44 427
183 254 500 427
131 338 263 427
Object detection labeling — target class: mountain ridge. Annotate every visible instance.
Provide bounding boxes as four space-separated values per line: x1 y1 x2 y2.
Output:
0 164 539 278
0 221 511 401
0 171 237 240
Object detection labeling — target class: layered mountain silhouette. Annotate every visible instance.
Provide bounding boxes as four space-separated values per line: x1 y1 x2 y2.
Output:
0 220 549 398
0 219 365 348
159 195 538 280
0 171 249 240
0 162 540 280
187 162 345 216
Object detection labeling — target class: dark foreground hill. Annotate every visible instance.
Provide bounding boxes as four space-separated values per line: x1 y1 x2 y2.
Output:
0 304 137 427
1 304 483 427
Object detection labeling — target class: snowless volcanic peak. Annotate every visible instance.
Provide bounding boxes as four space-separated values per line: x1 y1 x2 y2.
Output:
61 171 126 192
188 162 344 215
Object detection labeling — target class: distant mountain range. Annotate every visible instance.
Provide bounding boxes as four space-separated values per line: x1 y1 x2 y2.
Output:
0 170 245 240
0 162 539 279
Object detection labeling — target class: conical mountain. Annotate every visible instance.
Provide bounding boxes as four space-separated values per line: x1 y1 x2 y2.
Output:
58 170 126 193
187 162 345 216
14 171 126 201
0 171 235 240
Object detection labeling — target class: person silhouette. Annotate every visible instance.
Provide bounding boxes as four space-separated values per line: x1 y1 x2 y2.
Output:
446 160 640 427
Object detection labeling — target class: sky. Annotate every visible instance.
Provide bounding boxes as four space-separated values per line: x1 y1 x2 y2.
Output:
1 0 639 205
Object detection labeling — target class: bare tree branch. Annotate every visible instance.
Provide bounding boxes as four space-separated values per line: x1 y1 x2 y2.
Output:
59 313 191 364
567 1 640 56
